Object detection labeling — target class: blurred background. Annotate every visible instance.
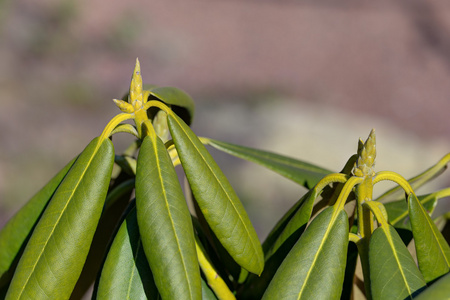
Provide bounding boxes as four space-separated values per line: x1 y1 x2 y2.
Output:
1 0 450 239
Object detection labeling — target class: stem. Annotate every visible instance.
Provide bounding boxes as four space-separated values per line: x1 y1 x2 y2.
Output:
354 176 374 300
195 237 236 300
143 100 173 115
99 113 134 143
373 171 415 195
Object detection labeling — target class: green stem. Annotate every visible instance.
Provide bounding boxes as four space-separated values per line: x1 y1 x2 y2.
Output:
99 113 134 143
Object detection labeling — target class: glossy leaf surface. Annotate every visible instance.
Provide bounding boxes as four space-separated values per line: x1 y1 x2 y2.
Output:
206 138 332 189
6 137 114 299
168 114 264 275
408 193 450 282
135 134 200 300
0 157 76 288
97 206 158 299
262 207 349 300
369 225 426 300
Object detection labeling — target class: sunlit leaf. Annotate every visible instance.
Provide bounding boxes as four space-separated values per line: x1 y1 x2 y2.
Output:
262 207 349 300
168 113 264 275
408 193 450 283
135 134 200 299
6 137 114 299
369 224 426 300
0 157 76 290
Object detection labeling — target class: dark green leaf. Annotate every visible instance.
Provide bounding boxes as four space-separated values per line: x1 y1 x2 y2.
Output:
262 207 349 300
135 134 200 299
0 158 76 289
414 271 450 300
408 193 450 283
205 138 332 189
6 137 114 299
369 225 426 300
97 206 158 299
168 114 264 275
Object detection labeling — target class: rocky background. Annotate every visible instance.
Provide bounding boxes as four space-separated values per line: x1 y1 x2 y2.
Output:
1 0 450 239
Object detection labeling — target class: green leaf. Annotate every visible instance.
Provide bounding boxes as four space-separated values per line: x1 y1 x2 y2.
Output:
205 138 332 189
240 190 316 299
148 86 195 125
386 193 438 231
0 158 76 289
71 174 134 299
262 206 349 300
135 134 200 299
6 137 114 299
97 206 158 299
167 114 264 275
414 271 450 300
369 224 426 300
201 278 218 300
408 193 450 283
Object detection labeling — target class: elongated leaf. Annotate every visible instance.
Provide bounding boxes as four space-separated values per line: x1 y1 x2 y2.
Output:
369 225 426 300
414 271 450 300
262 206 349 300
167 114 264 275
205 138 332 189
0 157 76 289
408 193 450 282
240 190 316 299
6 137 114 299
135 134 200 299
97 206 158 299
71 175 134 299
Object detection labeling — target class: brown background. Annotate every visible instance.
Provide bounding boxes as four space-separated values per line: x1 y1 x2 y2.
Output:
1 0 450 237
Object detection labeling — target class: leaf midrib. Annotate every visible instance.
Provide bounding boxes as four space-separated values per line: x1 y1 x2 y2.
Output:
171 117 263 270
151 135 193 299
16 140 103 299
296 208 340 300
